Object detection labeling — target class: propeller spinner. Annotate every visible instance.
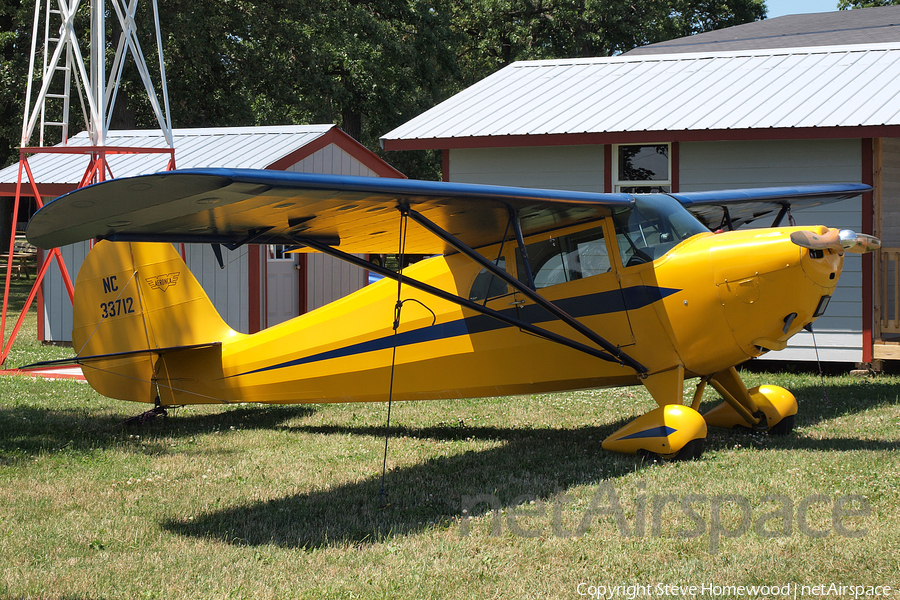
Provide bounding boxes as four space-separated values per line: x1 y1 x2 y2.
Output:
790 228 881 254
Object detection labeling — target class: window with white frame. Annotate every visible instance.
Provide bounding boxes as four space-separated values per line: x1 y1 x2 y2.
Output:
267 244 294 260
613 144 671 193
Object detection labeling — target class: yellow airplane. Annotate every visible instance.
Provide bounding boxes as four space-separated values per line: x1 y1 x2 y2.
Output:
24 169 877 460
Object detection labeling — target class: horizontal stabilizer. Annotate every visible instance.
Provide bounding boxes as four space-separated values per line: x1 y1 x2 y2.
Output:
67 240 238 404
18 342 222 371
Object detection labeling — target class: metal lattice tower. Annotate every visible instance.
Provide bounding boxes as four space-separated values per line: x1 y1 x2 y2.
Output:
21 0 174 149
2 0 176 368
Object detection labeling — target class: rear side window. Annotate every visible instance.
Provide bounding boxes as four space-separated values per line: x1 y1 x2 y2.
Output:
516 224 610 289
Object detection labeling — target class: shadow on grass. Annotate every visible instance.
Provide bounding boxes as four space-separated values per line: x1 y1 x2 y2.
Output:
162 420 649 550
0 403 316 462
159 376 900 550
3 364 897 548
701 425 900 456
701 373 900 454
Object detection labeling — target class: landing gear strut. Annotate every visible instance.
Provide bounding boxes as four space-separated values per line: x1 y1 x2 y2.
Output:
603 367 708 461
702 367 798 434
601 365 798 461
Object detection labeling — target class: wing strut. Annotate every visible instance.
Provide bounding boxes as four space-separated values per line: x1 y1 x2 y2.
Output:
294 235 634 368
772 205 789 228
508 205 536 291
404 207 646 374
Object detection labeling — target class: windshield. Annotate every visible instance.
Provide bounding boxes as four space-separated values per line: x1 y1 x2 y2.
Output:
612 195 707 267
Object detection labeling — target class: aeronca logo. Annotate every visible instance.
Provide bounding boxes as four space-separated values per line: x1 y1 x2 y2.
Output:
146 272 180 292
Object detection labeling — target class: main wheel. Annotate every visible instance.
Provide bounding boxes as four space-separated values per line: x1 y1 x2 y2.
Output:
653 438 704 462
768 414 795 436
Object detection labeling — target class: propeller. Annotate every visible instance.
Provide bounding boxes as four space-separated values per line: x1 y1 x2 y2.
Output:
790 228 881 254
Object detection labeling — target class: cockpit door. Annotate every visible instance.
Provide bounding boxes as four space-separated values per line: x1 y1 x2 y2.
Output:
610 195 711 347
511 219 636 348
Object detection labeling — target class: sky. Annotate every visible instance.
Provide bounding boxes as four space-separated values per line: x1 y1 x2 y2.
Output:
765 0 842 18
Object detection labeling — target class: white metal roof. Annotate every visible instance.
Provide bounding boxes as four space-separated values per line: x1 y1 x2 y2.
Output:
382 43 900 147
0 125 335 185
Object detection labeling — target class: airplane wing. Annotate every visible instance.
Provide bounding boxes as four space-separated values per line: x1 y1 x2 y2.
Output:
26 168 635 253
27 169 871 249
671 183 871 230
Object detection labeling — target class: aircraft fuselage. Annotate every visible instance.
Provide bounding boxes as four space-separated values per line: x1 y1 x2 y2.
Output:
140 197 842 408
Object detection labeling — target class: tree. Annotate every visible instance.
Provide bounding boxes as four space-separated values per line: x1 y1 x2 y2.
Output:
0 0 766 180
450 0 767 87
839 0 900 7
145 0 460 178
0 1 37 168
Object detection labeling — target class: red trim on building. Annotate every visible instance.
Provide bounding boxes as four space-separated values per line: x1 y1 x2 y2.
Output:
442 150 450 182
383 125 900 152
671 141 680 193
298 253 308 315
862 138 874 364
0 183 78 197
266 127 407 179
603 145 612 193
248 245 261 333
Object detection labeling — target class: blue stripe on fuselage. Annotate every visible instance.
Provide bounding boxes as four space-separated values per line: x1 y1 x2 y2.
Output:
231 285 679 377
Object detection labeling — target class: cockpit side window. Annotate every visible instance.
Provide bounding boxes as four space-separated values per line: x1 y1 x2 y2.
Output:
612 195 707 267
516 224 610 289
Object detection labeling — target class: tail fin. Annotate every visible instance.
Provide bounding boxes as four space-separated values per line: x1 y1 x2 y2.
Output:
73 241 238 404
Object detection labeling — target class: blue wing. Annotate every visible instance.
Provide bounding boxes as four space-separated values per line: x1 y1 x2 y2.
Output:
26 168 871 249
672 183 871 230
26 168 634 253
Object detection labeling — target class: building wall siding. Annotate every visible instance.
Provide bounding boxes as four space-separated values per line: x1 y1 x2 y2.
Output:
450 145 606 191
184 244 250 333
306 254 367 313
41 141 382 342
41 241 88 344
681 139 863 362
881 138 900 246
286 145 378 177
449 139 865 362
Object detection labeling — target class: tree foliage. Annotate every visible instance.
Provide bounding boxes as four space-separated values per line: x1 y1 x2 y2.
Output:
452 0 766 80
0 1 34 165
0 0 766 179
839 0 900 7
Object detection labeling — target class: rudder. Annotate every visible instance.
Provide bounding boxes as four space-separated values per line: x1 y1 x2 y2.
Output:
73 241 238 403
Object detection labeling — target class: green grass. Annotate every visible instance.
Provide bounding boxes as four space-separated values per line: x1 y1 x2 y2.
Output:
1 277 898 599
